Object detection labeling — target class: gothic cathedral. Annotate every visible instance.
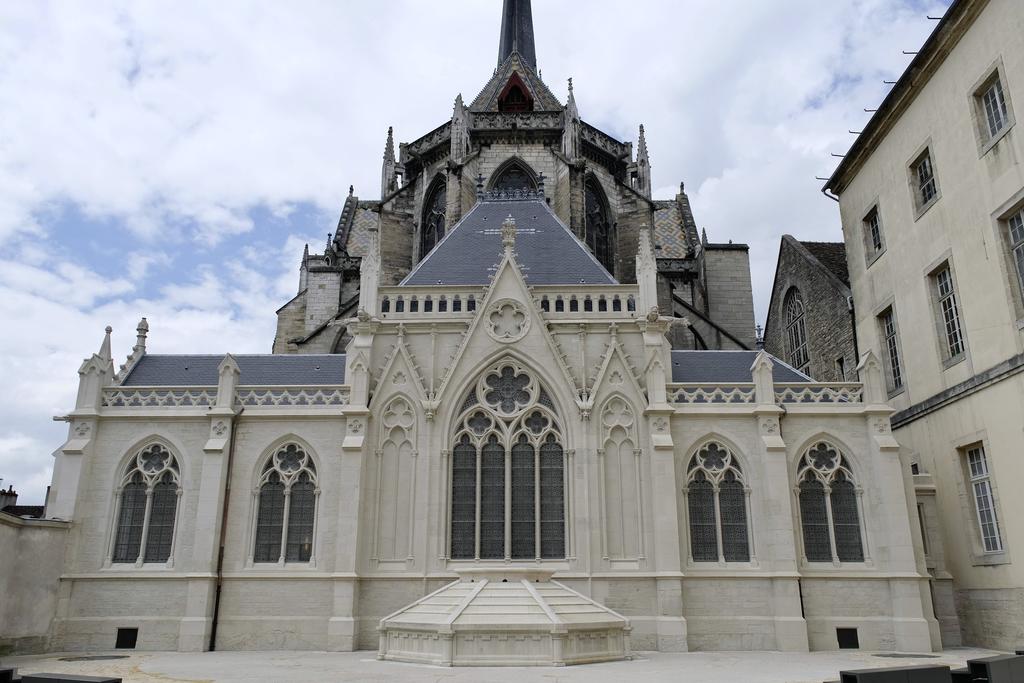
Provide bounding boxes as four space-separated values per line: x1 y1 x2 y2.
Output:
34 0 941 665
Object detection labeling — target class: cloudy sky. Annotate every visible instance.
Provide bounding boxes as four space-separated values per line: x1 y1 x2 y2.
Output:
0 0 948 504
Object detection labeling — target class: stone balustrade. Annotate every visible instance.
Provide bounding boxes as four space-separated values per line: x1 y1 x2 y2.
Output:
774 383 864 404
101 386 351 409
668 384 757 405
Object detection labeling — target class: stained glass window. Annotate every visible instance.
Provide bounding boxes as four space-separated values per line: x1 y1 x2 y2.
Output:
688 472 718 562
830 474 864 562
420 179 447 258
785 289 810 372
511 437 535 559
143 473 177 563
479 437 506 559
799 478 832 562
492 161 537 193
254 444 318 563
585 178 615 274
254 475 285 563
449 363 565 561
450 437 477 559
719 471 749 562
113 474 146 563
539 437 565 559
112 444 180 565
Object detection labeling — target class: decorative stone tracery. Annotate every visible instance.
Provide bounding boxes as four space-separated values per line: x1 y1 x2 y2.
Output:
448 360 565 561
796 441 865 564
109 442 182 567
251 443 319 565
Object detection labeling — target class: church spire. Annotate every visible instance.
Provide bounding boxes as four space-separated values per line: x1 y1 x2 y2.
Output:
498 0 536 70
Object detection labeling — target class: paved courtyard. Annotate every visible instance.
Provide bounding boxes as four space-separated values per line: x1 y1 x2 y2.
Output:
1 648 1005 683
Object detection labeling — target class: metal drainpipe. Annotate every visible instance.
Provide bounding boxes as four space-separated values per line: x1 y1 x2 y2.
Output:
209 406 243 651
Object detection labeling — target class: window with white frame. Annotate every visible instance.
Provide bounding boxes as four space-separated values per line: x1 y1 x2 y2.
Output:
1007 208 1024 306
932 264 965 362
965 445 1003 553
253 444 318 563
450 361 566 561
976 72 1011 143
797 442 864 563
863 206 885 262
878 307 904 393
911 149 939 211
685 442 750 563
784 288 810 372
111 443 181 565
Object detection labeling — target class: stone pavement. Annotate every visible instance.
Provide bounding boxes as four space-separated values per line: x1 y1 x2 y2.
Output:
2 648 1003 683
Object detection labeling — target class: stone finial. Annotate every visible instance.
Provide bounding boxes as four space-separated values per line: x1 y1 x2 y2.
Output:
381 126 397 197
537 172 546 197
502 214 517 251
750 349 776 405
856 350 887 404
135 318 148 352
701 227 708 246
349 184 354 196
476 173 486 198
99 326 113 361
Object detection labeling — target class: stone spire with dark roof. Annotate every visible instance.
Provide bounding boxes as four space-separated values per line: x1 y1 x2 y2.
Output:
498 0 536 69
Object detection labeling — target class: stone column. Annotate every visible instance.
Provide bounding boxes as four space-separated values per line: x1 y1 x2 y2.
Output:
857 352 940 652
179 354 240 652
751 351 809 651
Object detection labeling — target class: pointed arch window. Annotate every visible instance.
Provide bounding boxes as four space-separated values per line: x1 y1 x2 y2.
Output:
111 443 181 565
491 159 538 194
498 73 533 113
797 442 865 563
253 444 319 564
685 442 750 563
449 361 565 560
785 288 810 372
420 178 447 259
585 178 616 274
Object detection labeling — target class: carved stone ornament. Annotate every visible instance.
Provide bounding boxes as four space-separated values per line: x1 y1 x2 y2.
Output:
74 422 91 438
211 420 228 437
485 298 529 343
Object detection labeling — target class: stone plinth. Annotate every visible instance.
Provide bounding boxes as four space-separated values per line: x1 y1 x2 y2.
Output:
377 567 631 667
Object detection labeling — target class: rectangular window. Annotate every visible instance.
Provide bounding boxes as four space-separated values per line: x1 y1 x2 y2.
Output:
878 308 904 392
835 357 846 381
933 265 965 361
863 207 884 261
913 151 938 208
1008 208 1024 303
966 446 1003 553
917 503 930 556
982 77 1009 139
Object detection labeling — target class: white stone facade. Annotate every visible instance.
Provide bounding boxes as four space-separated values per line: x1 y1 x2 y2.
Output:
29 224 940 657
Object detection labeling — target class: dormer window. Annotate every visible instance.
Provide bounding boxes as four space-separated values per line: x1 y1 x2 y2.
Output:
498 73 533 112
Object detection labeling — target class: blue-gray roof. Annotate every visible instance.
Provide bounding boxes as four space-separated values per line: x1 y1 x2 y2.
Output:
671 351 810 383
402 198 616 286
122 354 346 386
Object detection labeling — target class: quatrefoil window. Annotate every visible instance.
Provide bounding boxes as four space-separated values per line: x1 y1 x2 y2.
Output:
698 443 727 471
468 411 492 434
485 366 531 413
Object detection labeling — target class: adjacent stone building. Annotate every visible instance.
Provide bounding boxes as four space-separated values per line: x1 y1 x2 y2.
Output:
824 0 1024 650
2 0 944 664
763 236 857 382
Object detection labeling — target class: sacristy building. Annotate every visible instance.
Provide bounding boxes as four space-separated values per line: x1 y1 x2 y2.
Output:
3 0 944 664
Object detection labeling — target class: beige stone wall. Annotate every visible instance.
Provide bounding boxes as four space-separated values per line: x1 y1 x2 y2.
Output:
0 515 68 654
836 0 1024 650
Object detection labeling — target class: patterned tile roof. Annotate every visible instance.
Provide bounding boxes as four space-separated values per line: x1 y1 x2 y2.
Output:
122 355 346 386
653 201 689 258
402 197 616 286
671 350 810 383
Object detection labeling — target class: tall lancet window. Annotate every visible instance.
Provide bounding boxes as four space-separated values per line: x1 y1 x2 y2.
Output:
585 177 615 274
253 443 319 564
449 361 566 561
797 441 865 564
111 443 181 565
785 288 810 373
685 442 750 563
420 177 447 258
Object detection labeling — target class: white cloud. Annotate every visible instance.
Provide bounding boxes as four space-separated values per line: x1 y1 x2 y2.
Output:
0 0 951 501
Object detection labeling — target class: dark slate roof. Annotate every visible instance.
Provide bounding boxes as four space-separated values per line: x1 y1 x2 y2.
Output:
402 198 616 286
671 351 811 383
1 505 45 518
122 354 346 386
800 241 850 286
